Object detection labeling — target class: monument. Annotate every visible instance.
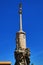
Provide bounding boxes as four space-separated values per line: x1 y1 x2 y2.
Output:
14 3 30 65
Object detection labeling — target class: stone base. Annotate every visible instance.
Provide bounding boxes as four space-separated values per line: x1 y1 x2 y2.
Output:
14 48 30 65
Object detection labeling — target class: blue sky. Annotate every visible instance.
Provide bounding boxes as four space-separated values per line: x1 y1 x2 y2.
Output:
0 0 43 65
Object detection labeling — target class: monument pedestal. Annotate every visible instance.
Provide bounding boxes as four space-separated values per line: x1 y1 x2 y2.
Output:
14 48 30 65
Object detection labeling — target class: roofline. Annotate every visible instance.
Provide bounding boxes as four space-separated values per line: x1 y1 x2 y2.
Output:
0 61 11 64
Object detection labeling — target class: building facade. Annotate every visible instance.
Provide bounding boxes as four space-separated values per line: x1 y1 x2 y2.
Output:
0 62 11 65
